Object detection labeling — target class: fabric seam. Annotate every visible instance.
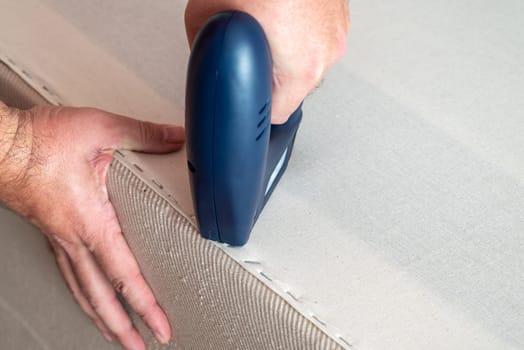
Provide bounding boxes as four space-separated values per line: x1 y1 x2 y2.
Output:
112 154 356 349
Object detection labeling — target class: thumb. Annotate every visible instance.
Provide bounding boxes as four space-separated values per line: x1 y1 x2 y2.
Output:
115 117 185 153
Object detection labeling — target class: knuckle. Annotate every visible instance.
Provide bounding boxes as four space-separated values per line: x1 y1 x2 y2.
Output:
53 236 84 260
83 234 100 254
332 20 349 62
138 121 158 145
334 34 348 62
306 58 324 84
111 270 140 298
111 278 128 295
82 226 118 254
52 234 74 251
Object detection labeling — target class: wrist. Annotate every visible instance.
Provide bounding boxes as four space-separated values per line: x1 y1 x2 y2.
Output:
0 101 35 211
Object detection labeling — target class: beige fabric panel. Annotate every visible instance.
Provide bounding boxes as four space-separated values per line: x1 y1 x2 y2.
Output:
0 60 48 109
107 159 344 350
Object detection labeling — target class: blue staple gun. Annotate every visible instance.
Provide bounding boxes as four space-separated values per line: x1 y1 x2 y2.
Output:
186 11 303 246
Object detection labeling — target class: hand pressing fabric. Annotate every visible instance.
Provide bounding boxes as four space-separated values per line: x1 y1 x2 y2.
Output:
185 0 350 124
0 102 183 350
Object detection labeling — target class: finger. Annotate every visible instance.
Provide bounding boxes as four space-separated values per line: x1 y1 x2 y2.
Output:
48 239 114 342
87 223 172 345
112 115 185 153
66 244 147 350
271 74 316 124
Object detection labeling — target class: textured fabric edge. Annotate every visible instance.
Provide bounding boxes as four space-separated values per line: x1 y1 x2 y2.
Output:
0 52 63 106
108 157 352 349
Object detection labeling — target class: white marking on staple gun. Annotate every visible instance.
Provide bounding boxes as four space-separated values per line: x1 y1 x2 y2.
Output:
265 147 288 195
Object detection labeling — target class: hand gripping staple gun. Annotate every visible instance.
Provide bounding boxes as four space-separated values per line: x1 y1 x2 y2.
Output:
186 11 303 246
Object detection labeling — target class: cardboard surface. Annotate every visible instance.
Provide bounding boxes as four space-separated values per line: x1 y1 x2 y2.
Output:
0 207 118 350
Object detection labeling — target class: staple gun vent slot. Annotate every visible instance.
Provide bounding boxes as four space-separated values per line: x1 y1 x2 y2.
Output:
257 115 268 128
259 99 270 115
256 127 267 141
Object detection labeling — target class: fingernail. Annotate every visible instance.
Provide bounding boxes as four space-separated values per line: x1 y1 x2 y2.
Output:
164 126 185 144
154 328 170 344
102 332 114 342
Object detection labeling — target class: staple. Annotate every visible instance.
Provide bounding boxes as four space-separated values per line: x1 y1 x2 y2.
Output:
312 314 326 326
152 179 164 190
42 85 57 97
243 260 261 265
259 271 273 282
168 195 180 205
1 53 63 106
285 290 299 302
337 336 353 347
133 164 144 172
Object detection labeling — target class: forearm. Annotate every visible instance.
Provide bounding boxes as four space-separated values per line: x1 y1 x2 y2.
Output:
0 101 34 210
